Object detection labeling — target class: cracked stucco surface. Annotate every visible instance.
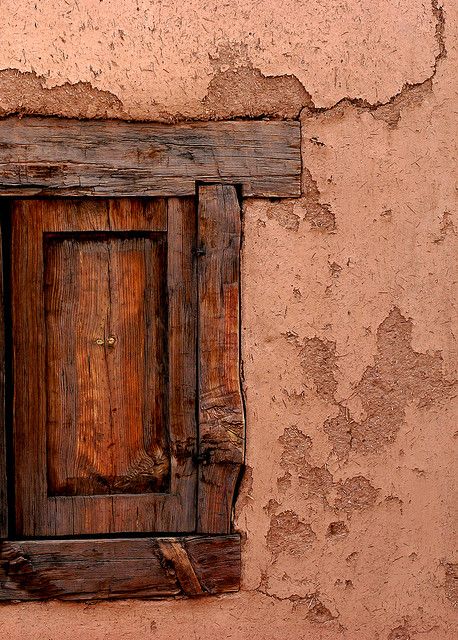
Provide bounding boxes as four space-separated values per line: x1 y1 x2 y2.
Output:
0 0 444 119
0 0 457 639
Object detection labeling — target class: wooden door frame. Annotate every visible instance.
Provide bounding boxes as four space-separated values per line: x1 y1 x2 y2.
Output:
0 116 301 600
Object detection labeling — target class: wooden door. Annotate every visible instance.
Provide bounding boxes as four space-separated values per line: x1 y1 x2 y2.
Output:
11 198 197 536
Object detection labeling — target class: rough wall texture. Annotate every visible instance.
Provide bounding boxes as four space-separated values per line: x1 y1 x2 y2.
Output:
0 1 457 638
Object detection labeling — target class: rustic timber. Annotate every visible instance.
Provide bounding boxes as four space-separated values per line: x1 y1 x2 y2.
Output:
45 233 169 496
0 139 250 592
11 198 197 536
197 185 245 534
0 534 240 600
0 117 301 198
166 197 198 513
0 221 5 538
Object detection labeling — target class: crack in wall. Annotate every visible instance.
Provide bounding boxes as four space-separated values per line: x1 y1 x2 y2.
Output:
255 586 339 624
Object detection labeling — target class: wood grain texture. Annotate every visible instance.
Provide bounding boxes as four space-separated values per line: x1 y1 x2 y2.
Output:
167 197 198 512
0 535 240 600
158 539 203 596
0 117 300 198
197 185 245 534
11 198 197 536
44 234 169 496
0 222 6 538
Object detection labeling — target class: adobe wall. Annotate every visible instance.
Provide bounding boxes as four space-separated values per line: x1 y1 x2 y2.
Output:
0 1 456 638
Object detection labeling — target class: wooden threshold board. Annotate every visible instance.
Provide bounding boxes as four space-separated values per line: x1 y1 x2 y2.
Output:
0 117 301 197
0 534 240 600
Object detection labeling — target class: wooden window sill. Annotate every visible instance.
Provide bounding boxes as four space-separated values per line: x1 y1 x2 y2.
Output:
0 534 240 600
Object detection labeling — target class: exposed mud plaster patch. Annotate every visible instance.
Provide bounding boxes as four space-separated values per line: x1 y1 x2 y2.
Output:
370 82 431 128
323 407 355 462
384 495 403 512
299 0 446 125
302 168 336 231
444 562 458 606
264 499 281 517
431 0 447 61
298 464 333 502
276 472 292 493
335 476 378 512
388 624 411 640
307 81 433 129
203 66 312 120
352 308 455 449
277 472 292 493
277 427 334 503
326 308 456 456
279 426 312 470
0 69 125 119
278 429 338 513
300 336 337 402
434 211 456 243
326 521 349 539
266 202 300 232
306 602 335 623
203 42 313 120
266 511 316 559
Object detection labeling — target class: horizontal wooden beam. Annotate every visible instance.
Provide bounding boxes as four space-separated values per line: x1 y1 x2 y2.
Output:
0 117 300 197
0 534 240 600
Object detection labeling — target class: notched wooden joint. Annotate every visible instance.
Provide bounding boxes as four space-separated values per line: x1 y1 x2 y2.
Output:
158 540 204 597
0 536 241 600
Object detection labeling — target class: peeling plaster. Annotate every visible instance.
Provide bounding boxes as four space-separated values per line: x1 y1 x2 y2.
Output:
299 0 447 123
0 0 447 122
0 69 125 119
0 0 456 638
266 510 316 560
324 308 456 458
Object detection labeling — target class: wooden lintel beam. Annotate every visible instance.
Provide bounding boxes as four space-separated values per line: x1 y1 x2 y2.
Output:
0 117 301 198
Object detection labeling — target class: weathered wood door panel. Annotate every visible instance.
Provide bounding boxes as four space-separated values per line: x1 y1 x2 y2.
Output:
44 233 169 496
11 198 197 536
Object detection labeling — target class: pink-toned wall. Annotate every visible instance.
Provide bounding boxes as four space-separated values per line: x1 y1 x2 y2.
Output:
0 1 456 638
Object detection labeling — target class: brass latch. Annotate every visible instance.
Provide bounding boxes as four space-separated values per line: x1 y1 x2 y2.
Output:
94 336 116 346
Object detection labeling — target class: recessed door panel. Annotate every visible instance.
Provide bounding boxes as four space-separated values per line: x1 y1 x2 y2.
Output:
44 233 169 496
11 198 197 536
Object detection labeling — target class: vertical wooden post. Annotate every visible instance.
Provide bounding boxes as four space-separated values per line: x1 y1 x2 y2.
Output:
0 223 6 538
197 185 245 534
